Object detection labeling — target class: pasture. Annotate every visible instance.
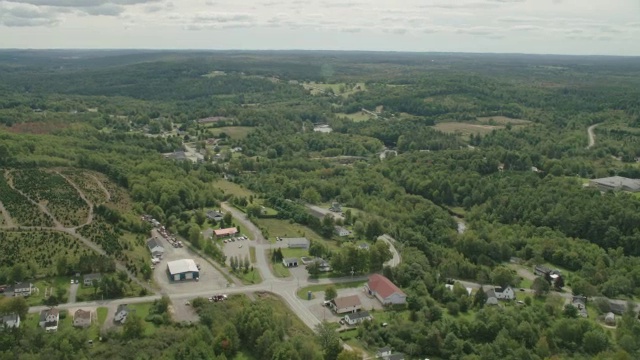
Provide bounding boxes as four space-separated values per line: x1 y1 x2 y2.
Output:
335 112 375 122
208 126 253 140
303 82 366 97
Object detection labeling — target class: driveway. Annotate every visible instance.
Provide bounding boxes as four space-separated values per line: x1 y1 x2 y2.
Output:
68 283 79 304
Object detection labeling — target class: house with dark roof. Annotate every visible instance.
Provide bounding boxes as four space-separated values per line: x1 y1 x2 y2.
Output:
114 305 129 324
331 295 362 314
344 311 372 325
206 210 224 222
11 282 34 297
365 274 407 305
146 237 165 258
609 301 628 315
376 347 392 358
83 273 102 287
39 308 59 332
284 237 310 249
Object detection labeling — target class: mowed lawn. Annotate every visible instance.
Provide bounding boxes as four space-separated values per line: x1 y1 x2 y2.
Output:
213 180 256 198
254 218 329 246
208 126 253 140
335 112 374 122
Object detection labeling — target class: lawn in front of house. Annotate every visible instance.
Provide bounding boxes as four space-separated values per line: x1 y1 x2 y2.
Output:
272 263 291 278
296 281 366 300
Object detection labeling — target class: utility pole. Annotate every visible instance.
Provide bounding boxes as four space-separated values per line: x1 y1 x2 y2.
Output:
351 267 354 278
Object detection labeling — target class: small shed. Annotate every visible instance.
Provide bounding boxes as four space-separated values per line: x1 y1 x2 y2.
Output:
605 312 616 326
283 258 299 268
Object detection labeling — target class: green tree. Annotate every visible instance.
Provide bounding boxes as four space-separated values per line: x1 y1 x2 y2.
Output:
583 329 610 354
302 187 321 204
324 286 337 301
563 304 578 318
122 312 145 340
223 212 233 226
532 277 550 297
474 287 487 307
490 267 515 287
336 350 362 360
315 321 342 360
189 225 202 249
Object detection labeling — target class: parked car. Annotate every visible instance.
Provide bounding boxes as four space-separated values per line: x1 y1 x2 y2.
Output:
339 319 345 325
70 279 74 284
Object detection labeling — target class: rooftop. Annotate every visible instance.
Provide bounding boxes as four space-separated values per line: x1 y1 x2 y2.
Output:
333 295 362 309
214 227 238 236
84 273 102 280
368 274 405 298
74 309 91 320
346 311 371 320
591 176 640 191
283 257 299 263
167 259 199 275
146 237 163 249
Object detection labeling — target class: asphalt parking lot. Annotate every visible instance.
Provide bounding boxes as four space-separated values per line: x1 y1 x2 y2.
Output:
221 237 251 266
152 234 229 294
305 287 384 325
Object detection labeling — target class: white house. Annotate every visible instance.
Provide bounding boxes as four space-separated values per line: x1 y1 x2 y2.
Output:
39 309 59 332
146 238 165 258
344 311 372 325
283 258 299 268
11 282 34 297
335 226 351 237
1 314 20 329
376 347 392 358
365 274 407 305
493 286 515 300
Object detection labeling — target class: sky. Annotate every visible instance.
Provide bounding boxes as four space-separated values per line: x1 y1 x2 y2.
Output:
0 0 639 56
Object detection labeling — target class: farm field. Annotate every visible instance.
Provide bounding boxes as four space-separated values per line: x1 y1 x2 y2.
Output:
0 230 96 277
476 116 531 125
11 169 90 227
335 112 375 122
208 126 253 140
0 170 54 227
433 122 503 138
59 168 110 205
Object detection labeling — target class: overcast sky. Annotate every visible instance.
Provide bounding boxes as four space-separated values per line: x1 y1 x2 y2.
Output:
0 0 638 55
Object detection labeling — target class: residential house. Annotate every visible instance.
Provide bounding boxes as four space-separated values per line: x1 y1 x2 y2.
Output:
39 308 59 332
365 274 407 305
283 258 299 268
11 282 34 297
146 237 165 258
83 273 102 287
486 296 499 306
358 243 370 251
571 296 588 318
73 309 92 328
307 258 331 272
376 347 392 358
114 305 129 324
344 311 372 325
1 314 20 329
493 286 515 300
285 237 310 249
163 151 188 161
609 301 628 315
206 210 224 222
335 226 351 237
329 202 342 212
533 265 551 277
331 295 362 314
605 312 616 326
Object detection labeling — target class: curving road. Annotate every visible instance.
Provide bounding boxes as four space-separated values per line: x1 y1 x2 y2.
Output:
587 123 599 149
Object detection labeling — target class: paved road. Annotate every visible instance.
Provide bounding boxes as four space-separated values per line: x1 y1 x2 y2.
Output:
587 124 599 149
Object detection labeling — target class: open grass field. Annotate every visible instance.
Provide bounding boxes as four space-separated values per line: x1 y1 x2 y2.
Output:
0 230 96 278
303 82 366 97
235 268 262 285
256 292 314 337
128 302 162 335
208 126 253 140
281 247 309 259
434 122 503 138
296 281 366 300
477 116 531 125
255 218 327 244
213 179 256 198
335 112 375 122
27 276 73 306
272 262 291 277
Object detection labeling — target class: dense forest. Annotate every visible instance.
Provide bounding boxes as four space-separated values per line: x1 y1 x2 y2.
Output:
1 50 640 359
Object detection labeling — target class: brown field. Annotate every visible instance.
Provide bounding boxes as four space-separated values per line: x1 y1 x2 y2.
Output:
476 116 530 125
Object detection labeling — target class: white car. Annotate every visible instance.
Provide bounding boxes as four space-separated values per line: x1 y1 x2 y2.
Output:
238 244 243 248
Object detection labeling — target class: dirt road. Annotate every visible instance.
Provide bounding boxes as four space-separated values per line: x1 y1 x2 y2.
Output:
587 124 599 149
